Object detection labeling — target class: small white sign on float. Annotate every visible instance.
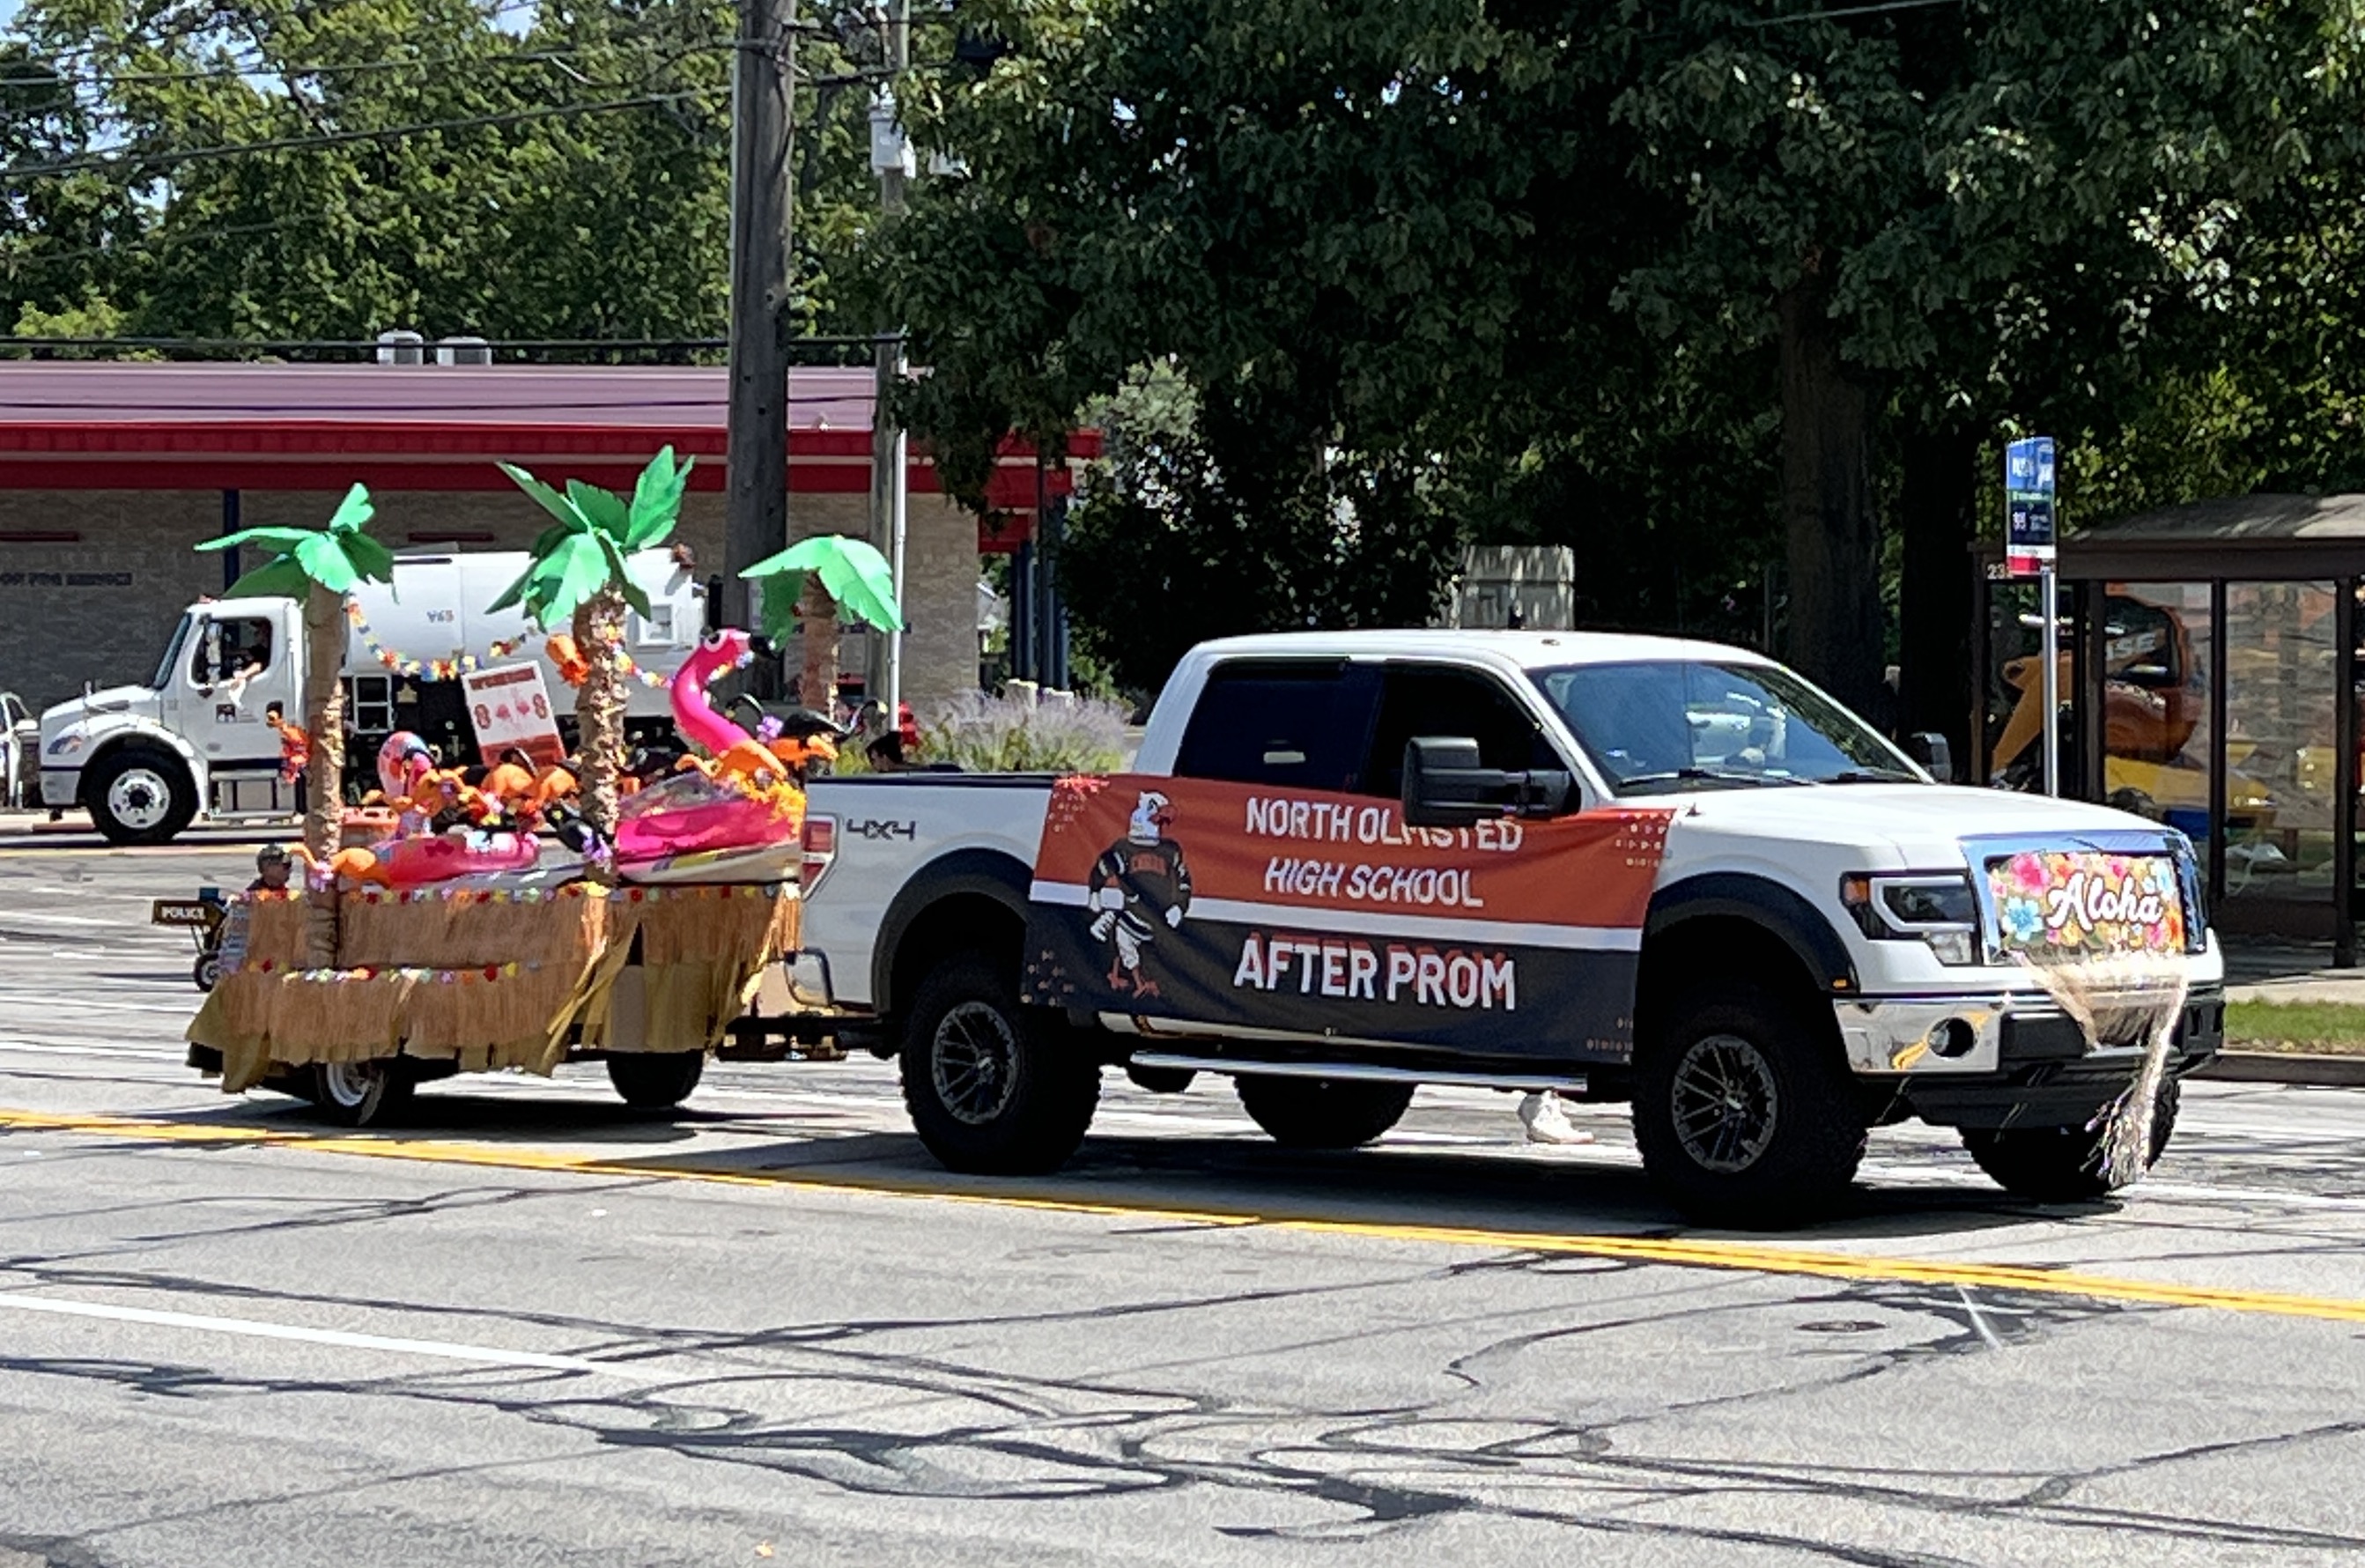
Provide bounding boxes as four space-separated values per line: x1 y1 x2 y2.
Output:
461 663 566 770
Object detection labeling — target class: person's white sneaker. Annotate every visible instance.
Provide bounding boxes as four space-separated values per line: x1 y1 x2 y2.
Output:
1519 1091 1595 1145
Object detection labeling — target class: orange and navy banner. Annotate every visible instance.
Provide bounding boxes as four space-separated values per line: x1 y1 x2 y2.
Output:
1023 775 1674 1061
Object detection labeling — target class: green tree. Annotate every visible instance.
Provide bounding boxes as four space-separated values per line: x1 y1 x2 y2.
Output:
6 0 890 347
11 0 735 343
1613 0 2359 719
878 0 2365 718
872 0 1639 691
1 37 144 340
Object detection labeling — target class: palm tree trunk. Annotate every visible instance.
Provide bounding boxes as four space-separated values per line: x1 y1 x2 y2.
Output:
573 588 629 846
301 581 347 969
799 576 838 717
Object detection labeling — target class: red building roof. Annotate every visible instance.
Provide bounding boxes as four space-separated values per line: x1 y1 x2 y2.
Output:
0 362 1088 547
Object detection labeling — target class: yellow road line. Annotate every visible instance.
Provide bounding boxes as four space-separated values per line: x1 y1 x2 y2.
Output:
7 1105 2365 1325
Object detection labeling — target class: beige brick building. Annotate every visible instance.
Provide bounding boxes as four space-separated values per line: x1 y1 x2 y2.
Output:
0 364 1063 714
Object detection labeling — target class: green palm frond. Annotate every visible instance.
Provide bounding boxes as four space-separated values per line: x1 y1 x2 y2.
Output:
195 482 393 601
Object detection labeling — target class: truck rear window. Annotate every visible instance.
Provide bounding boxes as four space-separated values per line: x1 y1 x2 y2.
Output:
1174 661 1375 791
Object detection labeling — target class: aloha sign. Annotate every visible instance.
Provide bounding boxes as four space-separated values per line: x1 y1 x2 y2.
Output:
1986 849 2187 957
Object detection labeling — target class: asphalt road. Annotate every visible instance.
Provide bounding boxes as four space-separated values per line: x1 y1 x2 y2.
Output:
4 839 2365 1566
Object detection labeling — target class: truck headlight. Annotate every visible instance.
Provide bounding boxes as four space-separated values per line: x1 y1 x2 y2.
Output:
45 734 82 757
1841 872 1980 967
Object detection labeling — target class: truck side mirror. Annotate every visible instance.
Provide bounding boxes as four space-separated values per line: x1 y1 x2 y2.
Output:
1903 732 1955 782
1401 736 1572 827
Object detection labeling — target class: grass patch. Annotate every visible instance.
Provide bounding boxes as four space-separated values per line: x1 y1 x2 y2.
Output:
2223 1000 2365 1055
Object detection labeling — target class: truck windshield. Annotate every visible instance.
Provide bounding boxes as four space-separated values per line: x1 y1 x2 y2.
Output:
1531 660 1919 795
151 613 195 692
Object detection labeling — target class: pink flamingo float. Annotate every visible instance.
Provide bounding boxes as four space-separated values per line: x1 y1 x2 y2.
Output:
292 730 538 890
612 630 806 883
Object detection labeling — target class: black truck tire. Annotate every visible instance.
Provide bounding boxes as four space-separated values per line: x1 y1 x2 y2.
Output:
306 1059 413 1128
1632 980 1866 1227
1963 1080 2181 1203
606 1050 706 1110
1235 1076 1414 1150
899 954 1099 1174
87 747 196 846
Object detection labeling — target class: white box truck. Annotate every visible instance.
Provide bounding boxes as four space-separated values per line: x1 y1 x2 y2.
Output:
38 548 706 844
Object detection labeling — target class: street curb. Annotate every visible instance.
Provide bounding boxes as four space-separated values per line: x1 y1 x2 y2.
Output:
2199 1051 2365 1088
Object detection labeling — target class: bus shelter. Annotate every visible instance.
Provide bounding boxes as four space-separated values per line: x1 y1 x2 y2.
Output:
1971 493 2365 962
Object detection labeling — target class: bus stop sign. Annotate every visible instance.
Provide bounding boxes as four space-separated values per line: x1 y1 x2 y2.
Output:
2005 436 2056 579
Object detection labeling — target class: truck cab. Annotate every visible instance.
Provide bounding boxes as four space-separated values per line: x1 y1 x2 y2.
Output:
39 596 305 841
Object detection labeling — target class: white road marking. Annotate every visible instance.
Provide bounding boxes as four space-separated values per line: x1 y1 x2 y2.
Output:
1956 1284 2007 1350
0 1291 654 1380
0 913 137 929
0 1040 169 1059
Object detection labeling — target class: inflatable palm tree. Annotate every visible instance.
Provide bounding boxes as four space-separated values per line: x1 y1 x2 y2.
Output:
743 535 905 711
196 483 394 964
491 448 692 843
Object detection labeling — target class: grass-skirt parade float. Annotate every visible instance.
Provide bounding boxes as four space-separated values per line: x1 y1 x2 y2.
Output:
182 453 900 1126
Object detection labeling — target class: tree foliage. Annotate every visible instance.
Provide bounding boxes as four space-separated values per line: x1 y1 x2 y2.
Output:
873 0 1643 691
19 0 2365 724
874 0 2365 706
2 0 887 345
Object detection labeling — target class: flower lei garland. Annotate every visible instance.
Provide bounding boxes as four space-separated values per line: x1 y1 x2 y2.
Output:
613 649 675 690
347 602 527 681
344 603 673 689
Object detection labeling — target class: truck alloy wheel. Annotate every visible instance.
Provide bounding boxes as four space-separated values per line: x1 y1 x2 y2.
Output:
899 955 1098 1175
1668 1034 1781 1173
931 1002 1022 1125
1633 980 1866 1227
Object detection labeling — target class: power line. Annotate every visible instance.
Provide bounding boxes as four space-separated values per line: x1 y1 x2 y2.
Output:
1741 0 1969 24
27 0 547 62
0 216 311 270
0 332 892 351
0 39 729 91
0 88 726 184
0 336 728 354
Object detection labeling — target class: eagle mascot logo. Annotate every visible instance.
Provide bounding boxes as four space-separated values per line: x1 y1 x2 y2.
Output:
1088 789 1194 997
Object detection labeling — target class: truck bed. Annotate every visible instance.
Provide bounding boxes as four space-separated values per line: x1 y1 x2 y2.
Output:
799 773 1061 1011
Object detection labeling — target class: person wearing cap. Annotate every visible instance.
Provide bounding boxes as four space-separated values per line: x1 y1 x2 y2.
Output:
249 845 293 893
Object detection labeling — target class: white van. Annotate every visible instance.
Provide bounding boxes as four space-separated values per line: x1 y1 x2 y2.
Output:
38 549 705 844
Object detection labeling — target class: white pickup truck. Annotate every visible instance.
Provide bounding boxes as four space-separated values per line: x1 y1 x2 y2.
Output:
792 629 2222 1225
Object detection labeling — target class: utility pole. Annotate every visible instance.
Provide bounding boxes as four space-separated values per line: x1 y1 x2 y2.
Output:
868 0 913 721
726 0 795 699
